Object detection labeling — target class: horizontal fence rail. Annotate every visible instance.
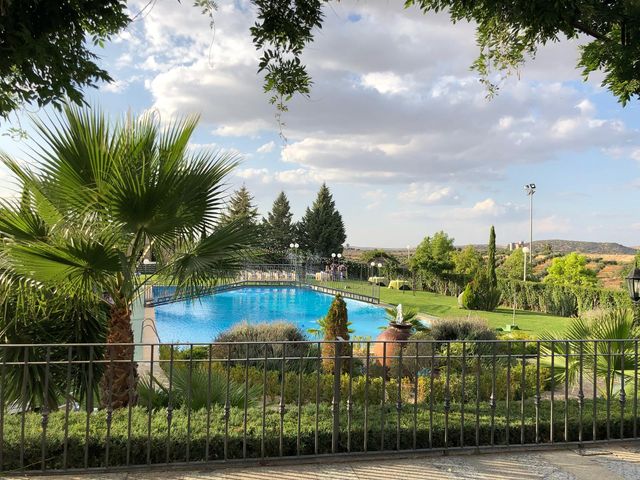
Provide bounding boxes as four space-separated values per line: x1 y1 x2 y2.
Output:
0 338 638 473
144 263 381 307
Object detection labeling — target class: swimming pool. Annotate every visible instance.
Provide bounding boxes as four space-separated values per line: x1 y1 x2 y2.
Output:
153 286 388 343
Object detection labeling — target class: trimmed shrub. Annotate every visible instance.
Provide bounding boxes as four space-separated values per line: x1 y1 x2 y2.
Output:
210 321 312 371
461 272 501 311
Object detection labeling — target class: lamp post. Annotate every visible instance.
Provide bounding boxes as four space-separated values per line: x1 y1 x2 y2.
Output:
625 261 640 326
525 183 536 266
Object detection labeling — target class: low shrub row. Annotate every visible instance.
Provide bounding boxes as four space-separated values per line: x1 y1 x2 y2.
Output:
139 362 548 410
1 399 636 471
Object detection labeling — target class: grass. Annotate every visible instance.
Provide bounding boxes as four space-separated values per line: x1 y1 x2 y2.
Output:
379 287 572 335
321 278 571 336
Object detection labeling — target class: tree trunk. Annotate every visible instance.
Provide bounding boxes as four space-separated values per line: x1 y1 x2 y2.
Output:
100 301 138 409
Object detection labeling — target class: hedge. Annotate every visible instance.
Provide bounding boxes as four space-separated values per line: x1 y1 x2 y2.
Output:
1 399 636 471
499 279 630 317
416 274 629 318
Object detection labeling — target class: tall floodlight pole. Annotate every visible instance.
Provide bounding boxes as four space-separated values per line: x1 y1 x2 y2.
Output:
525 184 536 266
522 246 530 282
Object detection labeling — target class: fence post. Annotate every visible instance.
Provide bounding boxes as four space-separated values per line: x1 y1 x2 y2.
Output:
332 338 343 453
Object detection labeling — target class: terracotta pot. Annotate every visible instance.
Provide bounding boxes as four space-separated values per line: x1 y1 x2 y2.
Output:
374 323 412 368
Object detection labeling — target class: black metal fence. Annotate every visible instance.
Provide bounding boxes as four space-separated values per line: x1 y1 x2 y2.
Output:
0 338 638 473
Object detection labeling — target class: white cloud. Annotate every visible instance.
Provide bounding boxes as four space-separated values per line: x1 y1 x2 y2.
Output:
361 72 409 95
453 198 522 220
102 79 129 93
398 183 460 205
257 141 276 154
362 189 388 209
576 99 595 115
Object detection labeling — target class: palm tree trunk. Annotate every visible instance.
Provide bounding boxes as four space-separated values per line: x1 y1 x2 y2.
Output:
100 300 138 408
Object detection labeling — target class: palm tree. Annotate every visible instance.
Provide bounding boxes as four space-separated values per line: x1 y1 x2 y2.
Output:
0 107 254 409
539 308 639 399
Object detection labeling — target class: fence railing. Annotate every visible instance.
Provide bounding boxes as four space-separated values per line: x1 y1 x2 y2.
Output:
143 263 381 306
1 338 636 473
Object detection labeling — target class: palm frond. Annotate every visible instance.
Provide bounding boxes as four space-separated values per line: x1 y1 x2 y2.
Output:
165 219 257 296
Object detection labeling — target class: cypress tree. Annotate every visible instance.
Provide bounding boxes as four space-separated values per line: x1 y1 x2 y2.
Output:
298 183 346 258
219 185 259 231
262 191 295 261
321 295 351 373
487 225 497 287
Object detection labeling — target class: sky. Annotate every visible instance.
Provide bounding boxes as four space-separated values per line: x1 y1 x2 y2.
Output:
1 0 640 249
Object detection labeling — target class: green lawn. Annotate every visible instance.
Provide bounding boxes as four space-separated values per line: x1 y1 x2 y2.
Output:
379 287 571 335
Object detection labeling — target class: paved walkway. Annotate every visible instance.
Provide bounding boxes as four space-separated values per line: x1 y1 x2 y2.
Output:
4 444 640 479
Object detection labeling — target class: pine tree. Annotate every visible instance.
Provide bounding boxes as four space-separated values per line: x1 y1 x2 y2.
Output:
262 191 295 261
219 185 259 231
298 183 346 258
487 225 497 287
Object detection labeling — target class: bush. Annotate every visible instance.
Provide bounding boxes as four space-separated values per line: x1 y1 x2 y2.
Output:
461 272 501 311
211 322 312 371
430 317 497 343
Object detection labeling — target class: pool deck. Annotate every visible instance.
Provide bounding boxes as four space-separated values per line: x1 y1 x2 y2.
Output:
6 443 640 479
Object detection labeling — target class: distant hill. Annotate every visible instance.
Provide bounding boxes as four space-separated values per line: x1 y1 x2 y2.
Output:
346 240 638 256
527 240 637 255
472 240 637 255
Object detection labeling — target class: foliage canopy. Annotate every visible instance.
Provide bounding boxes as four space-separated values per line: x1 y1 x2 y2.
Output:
0 0 129 117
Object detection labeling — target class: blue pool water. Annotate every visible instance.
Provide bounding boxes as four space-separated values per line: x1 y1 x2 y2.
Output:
154 286 388 343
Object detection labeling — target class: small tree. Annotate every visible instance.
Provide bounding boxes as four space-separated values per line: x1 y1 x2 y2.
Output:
543 252 599 287
409 231 455 277
487 226 497 287
452 245 483 278
499 248 528 280
321 295 351 373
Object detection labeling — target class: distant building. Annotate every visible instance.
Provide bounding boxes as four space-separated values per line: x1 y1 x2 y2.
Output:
508 241 526 251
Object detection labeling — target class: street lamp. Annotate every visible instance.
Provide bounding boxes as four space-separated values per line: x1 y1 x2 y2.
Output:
522 246 530 282
625 261 640 325
525 183 536 266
